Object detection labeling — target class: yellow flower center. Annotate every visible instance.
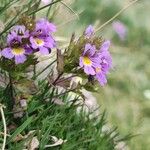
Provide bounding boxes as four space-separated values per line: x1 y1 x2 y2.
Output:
83 56 92 66
12 47 25 55
34 38 44 46
96 68 101 73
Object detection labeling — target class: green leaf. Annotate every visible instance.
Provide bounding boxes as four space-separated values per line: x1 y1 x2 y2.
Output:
7 116 33 144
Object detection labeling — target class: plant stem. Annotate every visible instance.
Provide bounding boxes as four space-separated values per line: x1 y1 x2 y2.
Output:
56 74 77 85
9 73 15 105
33 63 36 77
52 72 64 85
95 0 140 32
28 0 62 15
54 88 76 98
0 104 7 150
32 59 56 80
46 0 54 18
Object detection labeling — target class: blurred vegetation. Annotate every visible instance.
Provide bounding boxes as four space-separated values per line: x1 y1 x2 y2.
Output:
0 80 126 149
60 0 150 149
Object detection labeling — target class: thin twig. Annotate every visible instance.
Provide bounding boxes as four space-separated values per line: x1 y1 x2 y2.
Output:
0 132 10 137
56 74 77 85
52 72 64 85
9 73 15 105
32 59 56 80
53 88 76 98
0 104 7 150
95 0 140 32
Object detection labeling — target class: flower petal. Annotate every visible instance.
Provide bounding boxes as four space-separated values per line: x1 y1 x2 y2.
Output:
44 36 56 48
39 47 49 55
91 57 101 68
85 25 94 37
15 55 26 64
83 44 96 56
84 66 95 75
79 57 84 67
25 46 33 55
36 19 56 35
30 37 38 49
1 48 14 59
112 21 127 41
96 72 107 86
100 40 110 52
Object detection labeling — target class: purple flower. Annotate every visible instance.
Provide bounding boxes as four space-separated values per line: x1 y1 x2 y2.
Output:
79 43 100 75
1 25 31 64
79 40 112 86
95 69 107 86
30 19 56 55
85 25 94 38
1 47 27 64
30 36 55 55
34 19 56 36
95 41 112 86
7 25 29 44
112 21 127 41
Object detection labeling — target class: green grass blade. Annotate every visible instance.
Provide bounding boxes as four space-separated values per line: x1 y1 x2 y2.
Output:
7 116 33 144
28 0 62 15
0 0 20 14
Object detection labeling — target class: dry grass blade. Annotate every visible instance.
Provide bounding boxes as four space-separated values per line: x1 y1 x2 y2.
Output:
0 104 7 150
60 1 79 20
95 0 140 32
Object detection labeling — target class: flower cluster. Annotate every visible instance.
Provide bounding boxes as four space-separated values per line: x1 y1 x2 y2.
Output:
0 19 56 64
80 25 112 86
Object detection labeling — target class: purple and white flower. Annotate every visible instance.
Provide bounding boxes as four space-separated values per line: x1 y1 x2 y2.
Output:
79 40 112 86
1 47 27 64
34 19 56 36
30 19 56 55
30 36 55 55
1 25 31 64
79 43 100 75
1 19 57 64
